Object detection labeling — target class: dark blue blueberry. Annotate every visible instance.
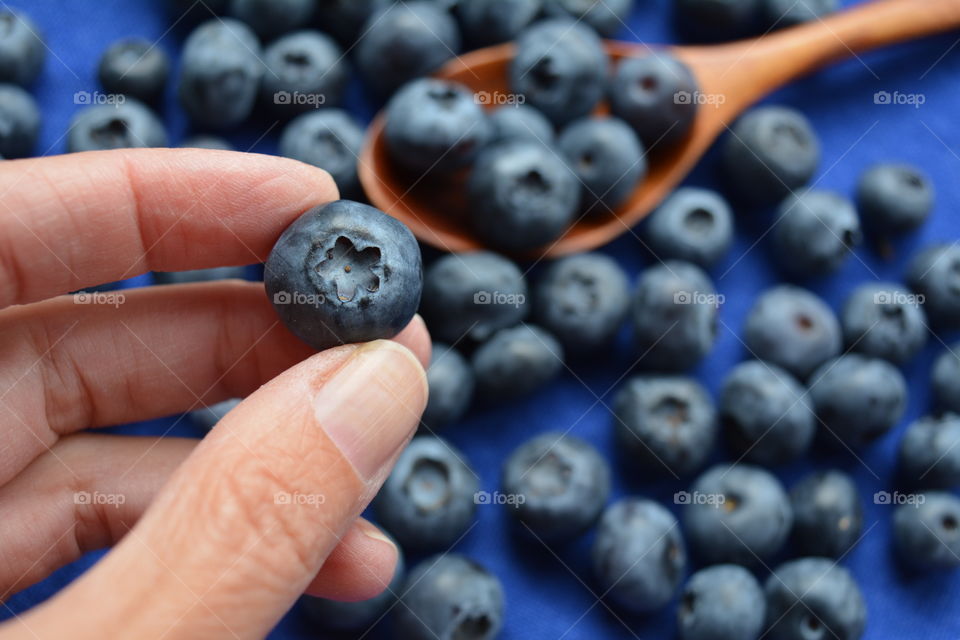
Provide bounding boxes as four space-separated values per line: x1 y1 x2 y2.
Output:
678 564 766 640
631 260 718 371
684 463 792 566
455 0 542 47
722 106 820 206
356 2 461 97
721 361 815 466
0 83 39 158
544 0 633 36
893 491 960 571
420 251 529 344
229 0 316 39
509 18 607 126
743 285 840 380
501 432 610 540
154 266 248 285
422 343 475 430
314 0 385 46
592 497 686 613
191 398 242 431
68 99 168 152
471 324 564 399
613 375 717 476
841 282 927 365
264 200 422 351
856 163 932 234
98 39 170 105
932 343 960 414
772 190 861 277
486 104 554 146
790 470 863 558
760 0 838 30
261 30 348 118
468 140 578 250
644 187 734 268
898 413 960 490
609 53 699 148
181 135 233 150
374 436 478 551
0 11 44 86
385 78 491 175
170 0 229 17
906 244 960 330
673 0 759 41
558 115 646 214
396 554 504 640
178 19 264 129
532 252 630 355
808 354 906 448
279 109 364 198
764 558 866 640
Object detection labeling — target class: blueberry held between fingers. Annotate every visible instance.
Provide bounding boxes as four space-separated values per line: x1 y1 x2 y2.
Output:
684 463 792 566
720 361 815 466
759 0 837 30
544 0 633 37
486 104 555 146
613 375 717 477
906 244 960 330
422 343 475 430
893 491 960 571
898 413 960 490
592 498 687 614
396 554 504 640
743 285 841 380
471 324 564 399
678 564 766 640
932 344 960 414
0 11 45 86
808 354 906 448
502 432 611 540
68 99 168 152
261 30 348 118
856 163 933 235
279 109 364 198
455 0 543 47
764 558 866 640
264 200 422 351
841 282 927 364
790 470 863 558
644 187 734 267
0 83 39 158
229 0 317 40
374 436 479 551
533 252 630 355
509 18 608 126
98 39 170 104
772 189 861 277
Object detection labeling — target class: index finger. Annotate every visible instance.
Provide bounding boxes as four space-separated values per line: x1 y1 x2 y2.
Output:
0 148 339 309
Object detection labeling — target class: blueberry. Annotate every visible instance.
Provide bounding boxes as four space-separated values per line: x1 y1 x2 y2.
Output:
0 11 44 86
841 282 927 364
279 109 364 198
170 0 230 17
759 0 837 30
422 343 475 430
509 18 608 126
264 200 422 351
743 285 840 380
898 413 960 490
673 0 759 41
684 463 792 566
893 491 960 571
532 252 630 355
808 354 906 448
722 106 820 206
154 266 248 284
471 324 564 399
191 398 242 431
178 19 264 129
261 30 347 118
501 431 610 539
678 564 766 640
421 251 529 343
613 375 717 476
455 0 542 47
68 99 168 152
315 0 385 46
544 0 633 36
558 115 646 214
0 83 39 158
229 0 316 39
592 498 686 613
721 361 815 466
356 2 461 98
631 260 718 371
98 39 170 104
374 435 478 551
396 554 504 640
764 558 866 640
856 163 933 235
790 470 863 558
609 53 699 148
644 187 734 268
932 344 960 414
385 78 491 175
772 190 861 277
181 135 233 150
486 104 555 146
906 244 960 330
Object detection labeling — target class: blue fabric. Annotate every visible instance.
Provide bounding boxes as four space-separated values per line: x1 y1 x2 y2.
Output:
3 1 960 638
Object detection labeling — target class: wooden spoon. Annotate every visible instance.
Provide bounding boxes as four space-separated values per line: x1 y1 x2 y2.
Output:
359 0 960 258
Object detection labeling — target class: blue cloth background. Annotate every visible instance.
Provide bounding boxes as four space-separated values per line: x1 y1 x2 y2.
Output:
3 1 959 638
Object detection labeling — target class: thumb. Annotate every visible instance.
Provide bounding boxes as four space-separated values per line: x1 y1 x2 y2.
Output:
16 340 427 639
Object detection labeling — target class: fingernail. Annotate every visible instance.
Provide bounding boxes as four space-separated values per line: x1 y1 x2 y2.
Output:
314 340 427 481
356 519 397 549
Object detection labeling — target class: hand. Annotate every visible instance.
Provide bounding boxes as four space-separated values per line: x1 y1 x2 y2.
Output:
0 149 430 639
